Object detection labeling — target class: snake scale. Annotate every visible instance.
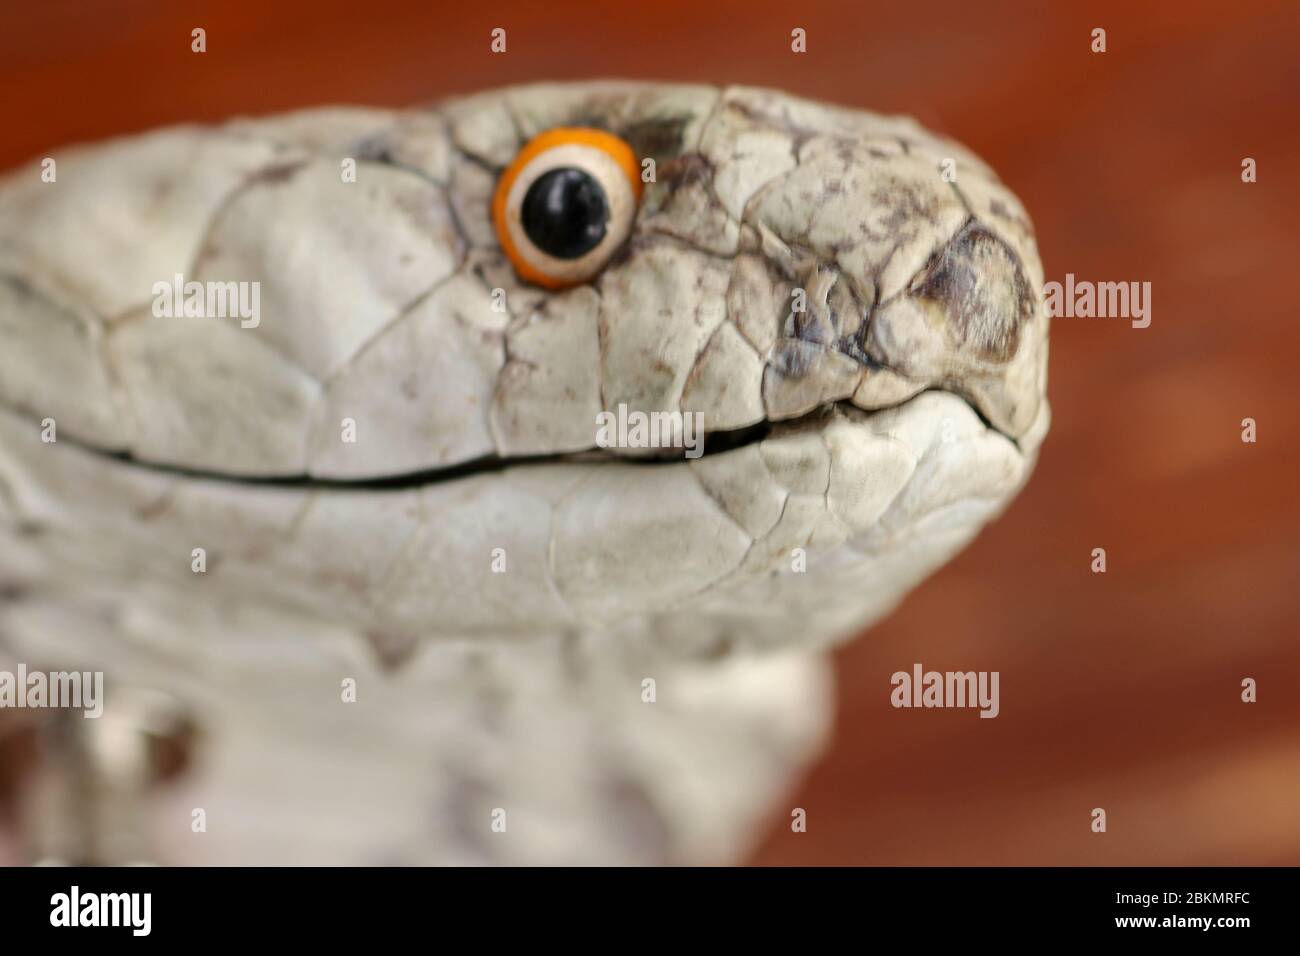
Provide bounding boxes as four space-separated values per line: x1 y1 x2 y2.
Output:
0 82 1049 865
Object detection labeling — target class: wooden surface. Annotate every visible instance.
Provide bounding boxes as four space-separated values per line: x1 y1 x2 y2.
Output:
1 0 1296 864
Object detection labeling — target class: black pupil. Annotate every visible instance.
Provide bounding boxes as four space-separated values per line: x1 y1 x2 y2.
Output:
520 167 608 259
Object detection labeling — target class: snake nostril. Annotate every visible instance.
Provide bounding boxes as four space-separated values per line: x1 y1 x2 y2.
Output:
909 220 1034 364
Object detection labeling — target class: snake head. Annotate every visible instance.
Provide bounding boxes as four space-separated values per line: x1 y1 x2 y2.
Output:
0 82 1053 866
0 81 1049 651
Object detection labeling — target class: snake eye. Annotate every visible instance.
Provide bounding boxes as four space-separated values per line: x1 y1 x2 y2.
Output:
492 128 642 289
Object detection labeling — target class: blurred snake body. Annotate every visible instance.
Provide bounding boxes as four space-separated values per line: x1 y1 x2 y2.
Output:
0 82 1049 864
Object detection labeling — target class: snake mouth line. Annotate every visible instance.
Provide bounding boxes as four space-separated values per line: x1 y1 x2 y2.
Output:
86 406 807 491
60 386 1015 493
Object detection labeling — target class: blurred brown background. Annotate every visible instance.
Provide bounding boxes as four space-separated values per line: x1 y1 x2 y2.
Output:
1 0 1296 864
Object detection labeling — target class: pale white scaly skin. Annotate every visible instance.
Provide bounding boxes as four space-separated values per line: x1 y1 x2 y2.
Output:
0 82 1049 864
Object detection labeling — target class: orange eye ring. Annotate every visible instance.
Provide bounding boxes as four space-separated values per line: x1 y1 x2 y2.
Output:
492 127 643 290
